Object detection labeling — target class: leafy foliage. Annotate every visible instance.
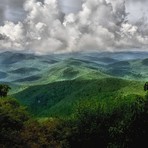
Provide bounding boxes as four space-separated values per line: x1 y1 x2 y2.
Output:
60 93 148 148
1 82 148 147
0 98 30 147
13 78 144 117
0 84 11 98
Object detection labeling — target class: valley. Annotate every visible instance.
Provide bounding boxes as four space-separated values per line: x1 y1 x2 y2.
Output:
0 51 147 117
0 51 148 147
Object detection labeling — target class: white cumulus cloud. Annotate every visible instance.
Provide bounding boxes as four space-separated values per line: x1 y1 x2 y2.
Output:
0 0 148 54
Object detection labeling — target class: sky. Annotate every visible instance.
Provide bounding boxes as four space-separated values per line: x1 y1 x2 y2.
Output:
0 0 148 54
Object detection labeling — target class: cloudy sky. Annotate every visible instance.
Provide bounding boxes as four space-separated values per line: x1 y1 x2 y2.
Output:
0 0 148 54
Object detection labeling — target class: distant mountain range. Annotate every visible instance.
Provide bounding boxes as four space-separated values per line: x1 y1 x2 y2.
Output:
0 51 147 88
0 50 147 117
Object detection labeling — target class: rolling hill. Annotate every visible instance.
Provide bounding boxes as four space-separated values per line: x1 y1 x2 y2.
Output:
0 51 147 86
13 77 145 117
0 50 146 117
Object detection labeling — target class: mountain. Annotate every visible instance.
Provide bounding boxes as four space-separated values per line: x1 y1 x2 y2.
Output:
1 51 148 148
13 77 145 117
0 50 147 117
0 51 147 94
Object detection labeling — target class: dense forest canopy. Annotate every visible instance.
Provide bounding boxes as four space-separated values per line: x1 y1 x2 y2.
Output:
1 83 148 147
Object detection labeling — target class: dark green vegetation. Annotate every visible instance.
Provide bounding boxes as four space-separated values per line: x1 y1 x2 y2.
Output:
142 58 148 66
0 98 30 147
0 84 11 98
0 51 148 147
14 78 145 117
1 92 148 147
144 82 148 91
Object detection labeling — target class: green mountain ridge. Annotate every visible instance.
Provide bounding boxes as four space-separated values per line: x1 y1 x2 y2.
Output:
0 51 146 117
1 51 148 147
13 77 145 117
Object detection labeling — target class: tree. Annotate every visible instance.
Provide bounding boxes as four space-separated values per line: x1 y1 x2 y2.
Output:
144 82 148 91
0 98 30 147
0 84 11 98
